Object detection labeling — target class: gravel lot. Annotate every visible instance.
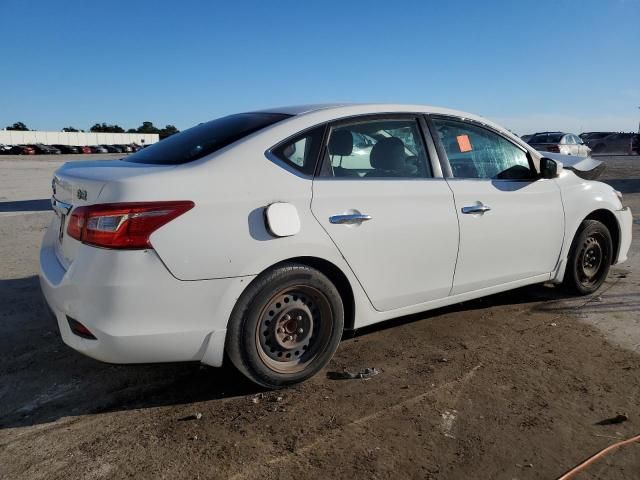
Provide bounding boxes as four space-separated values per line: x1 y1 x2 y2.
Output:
1 154 638 479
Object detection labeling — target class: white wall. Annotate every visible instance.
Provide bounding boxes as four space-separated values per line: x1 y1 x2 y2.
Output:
0 130 159 146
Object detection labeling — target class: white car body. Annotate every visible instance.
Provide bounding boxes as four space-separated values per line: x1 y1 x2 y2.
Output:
40 104 633 369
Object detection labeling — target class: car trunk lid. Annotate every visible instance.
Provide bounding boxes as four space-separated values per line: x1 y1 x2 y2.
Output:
51 159 173 269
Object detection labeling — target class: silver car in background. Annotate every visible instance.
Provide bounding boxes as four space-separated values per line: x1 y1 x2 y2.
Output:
528 132 591 156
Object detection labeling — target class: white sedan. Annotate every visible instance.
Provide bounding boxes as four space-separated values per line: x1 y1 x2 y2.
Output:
40 104 633 388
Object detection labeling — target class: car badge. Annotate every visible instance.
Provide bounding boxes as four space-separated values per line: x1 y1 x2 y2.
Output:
77 189 88 201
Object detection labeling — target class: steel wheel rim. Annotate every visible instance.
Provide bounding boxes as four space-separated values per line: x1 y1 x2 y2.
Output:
255 285 333 374
577 234 607 287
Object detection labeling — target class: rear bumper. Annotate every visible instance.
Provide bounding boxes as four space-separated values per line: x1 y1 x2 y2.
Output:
39 221 254 367
614 207 633 264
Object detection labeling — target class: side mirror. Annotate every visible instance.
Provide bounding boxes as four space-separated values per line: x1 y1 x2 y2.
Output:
540 157 559 178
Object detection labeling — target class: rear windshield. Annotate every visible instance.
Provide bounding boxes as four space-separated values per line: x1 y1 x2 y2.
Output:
124 112 290 165
529 133 564 143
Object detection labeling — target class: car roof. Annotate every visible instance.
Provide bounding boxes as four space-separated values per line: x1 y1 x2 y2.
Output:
253 103 488 120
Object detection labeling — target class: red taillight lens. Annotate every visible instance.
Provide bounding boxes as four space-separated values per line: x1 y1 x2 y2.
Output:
66 201 194 249
547 145 560 153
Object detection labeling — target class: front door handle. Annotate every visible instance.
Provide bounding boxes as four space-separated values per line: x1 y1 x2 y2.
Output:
461 204 491 214
329 213 372 225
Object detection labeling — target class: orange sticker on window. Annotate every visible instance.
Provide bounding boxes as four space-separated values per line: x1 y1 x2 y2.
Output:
456 135 472 152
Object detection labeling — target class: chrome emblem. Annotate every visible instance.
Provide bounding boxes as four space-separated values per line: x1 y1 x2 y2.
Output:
76 189 88 201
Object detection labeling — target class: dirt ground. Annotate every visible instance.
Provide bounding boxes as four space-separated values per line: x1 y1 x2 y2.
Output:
1 154 638 479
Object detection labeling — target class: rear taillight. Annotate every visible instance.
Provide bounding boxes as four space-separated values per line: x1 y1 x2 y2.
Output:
67 201 194 249
546 145 560 153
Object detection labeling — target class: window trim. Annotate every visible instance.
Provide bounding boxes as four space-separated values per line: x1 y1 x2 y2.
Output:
426 114 537 181
265 123 328 178
315 113 436 181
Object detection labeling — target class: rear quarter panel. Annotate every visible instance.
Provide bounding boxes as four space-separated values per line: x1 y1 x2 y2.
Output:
144 135 351 282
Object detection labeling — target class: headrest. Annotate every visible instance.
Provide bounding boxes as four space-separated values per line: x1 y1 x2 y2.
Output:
329 130 353 156
282 143 296 159
370 137 405 170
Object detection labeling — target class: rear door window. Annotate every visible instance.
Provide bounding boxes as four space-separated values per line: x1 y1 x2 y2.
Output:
318 118 431 178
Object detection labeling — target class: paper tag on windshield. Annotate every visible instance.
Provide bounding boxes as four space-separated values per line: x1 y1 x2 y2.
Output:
456 135 472 152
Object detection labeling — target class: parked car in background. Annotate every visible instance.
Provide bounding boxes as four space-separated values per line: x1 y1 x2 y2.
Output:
527 132 590 156
53 145 80 154
41 104 631 388
29 144 61 155
580 132 612 143
9 145 36 155
116 144 133 153
90 145 109 153
586 132 637 154
0 144 13 154
76 146 92 154
99 145 120 153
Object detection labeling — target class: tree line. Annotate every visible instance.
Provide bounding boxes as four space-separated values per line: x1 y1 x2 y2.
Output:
5 121 180 139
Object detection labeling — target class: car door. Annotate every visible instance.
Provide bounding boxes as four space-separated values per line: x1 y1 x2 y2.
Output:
429 116 564 295
562 134 577 155
311 115 459 312
575 135 587 156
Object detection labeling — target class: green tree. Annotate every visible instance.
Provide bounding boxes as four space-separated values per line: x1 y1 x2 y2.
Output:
62 126 81 132
6 122 29 131
159 124 179 139
134 121 161 134
90 123 125 133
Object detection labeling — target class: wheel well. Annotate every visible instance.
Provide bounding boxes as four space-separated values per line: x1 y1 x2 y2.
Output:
271 256 356 331
584 209 620 264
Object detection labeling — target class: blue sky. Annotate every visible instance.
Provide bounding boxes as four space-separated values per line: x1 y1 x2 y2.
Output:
2 0 639 135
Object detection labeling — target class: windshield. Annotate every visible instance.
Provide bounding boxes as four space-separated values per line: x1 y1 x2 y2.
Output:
529 133 564 143
124 112 290 165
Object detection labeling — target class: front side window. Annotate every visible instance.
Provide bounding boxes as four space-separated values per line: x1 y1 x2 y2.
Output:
432 117 533 180
319 118 431 178
124 113 290 165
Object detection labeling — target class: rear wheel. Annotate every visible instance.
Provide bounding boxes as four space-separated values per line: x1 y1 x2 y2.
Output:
226 263 344 388
562 220 612 295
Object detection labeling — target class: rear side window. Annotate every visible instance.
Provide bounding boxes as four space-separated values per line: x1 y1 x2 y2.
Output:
529 133 564 143
124 113 290 165
271 126 325 176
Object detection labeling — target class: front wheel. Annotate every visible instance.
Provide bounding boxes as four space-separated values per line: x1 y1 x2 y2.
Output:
562 219 613 295
226 263 344 388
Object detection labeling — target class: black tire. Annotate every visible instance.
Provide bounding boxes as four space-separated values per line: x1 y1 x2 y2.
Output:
562 219 613 295
226 263 344 389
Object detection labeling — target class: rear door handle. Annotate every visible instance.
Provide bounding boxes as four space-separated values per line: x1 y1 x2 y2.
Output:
461 204 491 214
329 213 372 225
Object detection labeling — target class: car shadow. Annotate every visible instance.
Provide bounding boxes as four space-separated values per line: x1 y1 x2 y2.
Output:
0 274 626 429
0 275 261 429
0 199 51 213
350 283 573 338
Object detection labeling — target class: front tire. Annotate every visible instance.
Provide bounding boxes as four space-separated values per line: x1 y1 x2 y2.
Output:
226 263 344 388
562 220 613 295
